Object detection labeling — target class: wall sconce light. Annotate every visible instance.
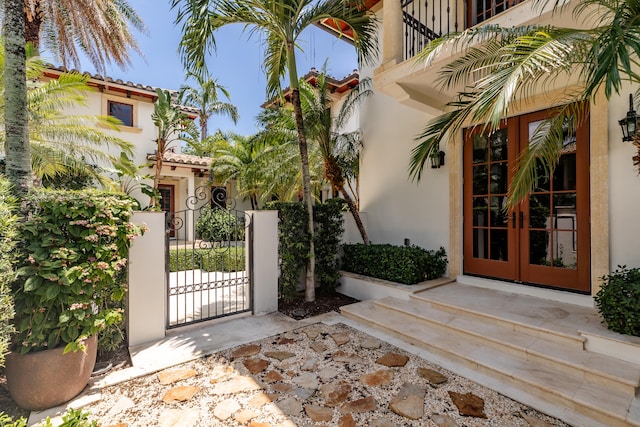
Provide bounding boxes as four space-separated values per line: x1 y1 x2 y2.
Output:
619 94 640 142
430 146 446 169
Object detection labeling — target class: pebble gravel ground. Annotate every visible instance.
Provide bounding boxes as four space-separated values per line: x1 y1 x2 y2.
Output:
85 323 570 427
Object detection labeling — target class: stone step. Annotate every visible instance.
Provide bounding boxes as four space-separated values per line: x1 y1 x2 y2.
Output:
340 300 640 427
374 296 640 396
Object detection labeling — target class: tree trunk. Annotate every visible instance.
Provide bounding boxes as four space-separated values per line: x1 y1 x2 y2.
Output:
290 88 316 302
338 184 369 244
24 0 43 49
5 0 31 195
150 149 163 208
200 113 209 141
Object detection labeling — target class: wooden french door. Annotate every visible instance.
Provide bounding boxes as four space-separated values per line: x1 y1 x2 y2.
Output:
463 109 591 293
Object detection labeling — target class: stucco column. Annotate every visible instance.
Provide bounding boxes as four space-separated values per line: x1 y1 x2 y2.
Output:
382 0 404 67
249 210 278 314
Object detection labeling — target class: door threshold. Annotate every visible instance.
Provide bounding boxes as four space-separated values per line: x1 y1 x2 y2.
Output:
456 275 595 308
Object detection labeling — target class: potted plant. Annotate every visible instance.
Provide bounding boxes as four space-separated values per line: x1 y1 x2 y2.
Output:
5 189 144 411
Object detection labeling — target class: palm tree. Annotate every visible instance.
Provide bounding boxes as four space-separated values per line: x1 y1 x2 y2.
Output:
302 72 372 244
178 72 239 140
23 0 146 74
150 89 198 208
172 0 377 302
4 0 30 195
182 130 231 157
409 0 640 206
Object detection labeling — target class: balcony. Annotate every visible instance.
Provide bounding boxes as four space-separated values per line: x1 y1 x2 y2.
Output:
377 0 572 114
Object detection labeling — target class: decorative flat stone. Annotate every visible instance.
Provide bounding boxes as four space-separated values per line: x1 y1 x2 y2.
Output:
232 344 261 359
417 367 448 385
389 383 427 420
263 370 284 383
310 342 328 353
278 337 296 345
305 404 333 422
293 386 315 400
106 424 128 427
104 396 135 418
277 421 297 427
318 367 342 381
304 326 322 339
432 413 459 426
340 396 377 413
210 365 234 384
371 418 395 427
211 376 262 394
248 422 272 427
235 409 258 424
359 369 394 387
448 391 486 418
244 358 269 374
214 398 241 420
331 332 351 346
264 351 296 361
273 383 294 393
278 397 303 415
332 350 365 364
301 357 319 371
158 409 200 427
360 337 381 350
338 413 356 427
292 372 319 389
162 386 201 403
320 380 352 407
521 413 555 427
157 369 197 385
376 352 409 367
249 393 273 408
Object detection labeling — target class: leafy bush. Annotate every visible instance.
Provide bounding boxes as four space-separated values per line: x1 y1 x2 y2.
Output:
266 200 345 300
195 205 245 241
341 244 447 285
0 412 26 427
0 178 18 367
594 266 640 336
169 247 245 272
12 190 144 355
42 408 98 427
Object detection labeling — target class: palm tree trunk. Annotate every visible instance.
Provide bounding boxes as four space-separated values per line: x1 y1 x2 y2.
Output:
24 0 43 49
5 0 31 195
290 89 316 303
200 114 208 140
150 150 163 208
338 184 369 245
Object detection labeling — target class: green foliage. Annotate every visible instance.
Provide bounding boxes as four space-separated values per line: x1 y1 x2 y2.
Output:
314 199 347 293
41 408 98 427
595 266 640 337
266 201 310 301
341 244 448 285
195 206 246 241
11 189 144 355
169 247 245 272
0 412 27 427
266 200 345 300
0 178 18 367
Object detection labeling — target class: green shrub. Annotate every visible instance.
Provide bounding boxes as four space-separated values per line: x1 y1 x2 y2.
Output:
595 266 640 336
314 199 346 294
12 190 143 355
169 247 245 272
341 244 447 285
0 412 26 427
195 205 245 241
0 178 18 367
42 408 98 427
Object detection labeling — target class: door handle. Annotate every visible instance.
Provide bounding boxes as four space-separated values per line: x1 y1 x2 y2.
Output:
519 212 524 229
511 212 516 228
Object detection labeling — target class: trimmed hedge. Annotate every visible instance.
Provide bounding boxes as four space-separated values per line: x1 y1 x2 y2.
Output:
0 178 18 366
341 244 447 285
595 266 640 336
169 247 245 272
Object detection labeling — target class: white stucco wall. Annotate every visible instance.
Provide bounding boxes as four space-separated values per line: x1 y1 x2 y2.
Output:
608 89 640 270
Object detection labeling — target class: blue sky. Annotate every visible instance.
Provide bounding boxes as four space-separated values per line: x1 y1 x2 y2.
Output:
42 0 360 137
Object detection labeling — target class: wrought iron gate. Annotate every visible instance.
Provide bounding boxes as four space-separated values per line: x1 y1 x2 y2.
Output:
165 187 252 329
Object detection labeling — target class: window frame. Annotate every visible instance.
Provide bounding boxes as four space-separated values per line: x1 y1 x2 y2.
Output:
108 100 134 127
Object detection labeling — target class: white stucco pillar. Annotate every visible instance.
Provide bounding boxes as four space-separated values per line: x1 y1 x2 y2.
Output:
249 210 279 314
127 211 166 347
383 0 404 67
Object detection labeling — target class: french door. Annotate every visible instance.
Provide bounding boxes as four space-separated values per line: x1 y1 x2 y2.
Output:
158 184 176 238
463 109 591 293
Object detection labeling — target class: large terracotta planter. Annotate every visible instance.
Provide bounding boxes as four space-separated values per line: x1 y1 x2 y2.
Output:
5 335 97 411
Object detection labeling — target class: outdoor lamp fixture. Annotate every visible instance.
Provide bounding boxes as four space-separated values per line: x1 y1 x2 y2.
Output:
619 94 640 142
430 146 446 169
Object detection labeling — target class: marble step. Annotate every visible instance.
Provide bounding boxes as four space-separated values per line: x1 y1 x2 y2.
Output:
374 296 640 396
340 299 640 427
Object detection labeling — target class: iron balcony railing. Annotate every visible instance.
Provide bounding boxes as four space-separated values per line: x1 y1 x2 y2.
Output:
402 0 526 60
